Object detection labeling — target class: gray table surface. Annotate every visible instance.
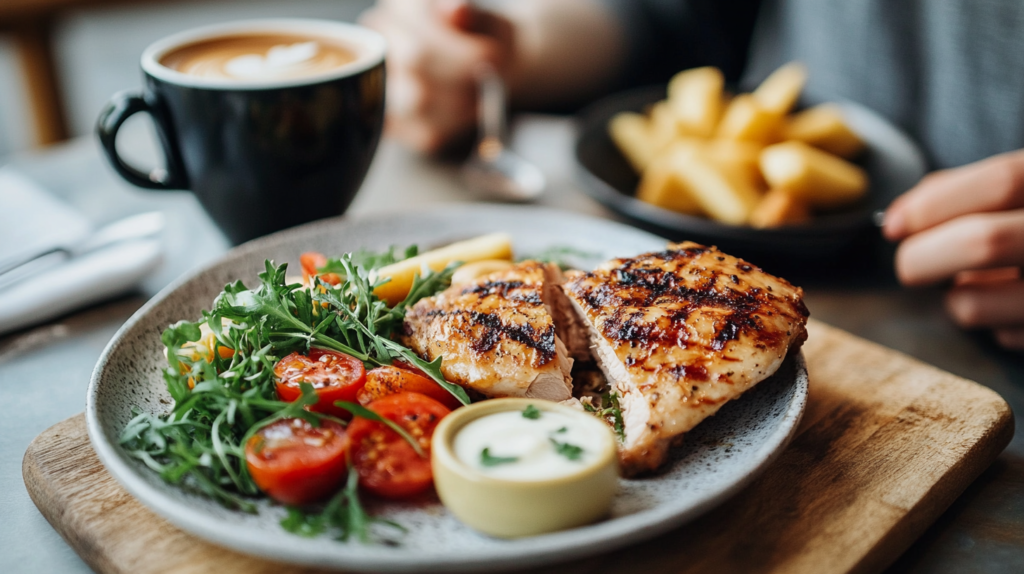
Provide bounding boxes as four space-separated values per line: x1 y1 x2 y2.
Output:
1 117 1022 573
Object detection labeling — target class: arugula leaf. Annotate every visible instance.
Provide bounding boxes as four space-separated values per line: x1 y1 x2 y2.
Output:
281 465 406 543
312 257 469 406
319 244 420 276
522 404 541 420
161 320 202 369
550 438 585 461
334 401 425 458
480 447 518 467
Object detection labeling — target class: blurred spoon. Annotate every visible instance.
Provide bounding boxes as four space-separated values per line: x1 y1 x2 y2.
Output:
462 66 546 202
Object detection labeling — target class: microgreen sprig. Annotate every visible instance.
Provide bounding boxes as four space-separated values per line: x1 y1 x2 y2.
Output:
334 401 426 458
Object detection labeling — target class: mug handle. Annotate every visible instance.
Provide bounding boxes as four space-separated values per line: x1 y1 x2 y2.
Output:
96 90 188 190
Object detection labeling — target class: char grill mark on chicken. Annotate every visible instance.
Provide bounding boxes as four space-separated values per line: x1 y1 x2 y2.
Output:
402 261 573 401
562 242 809 476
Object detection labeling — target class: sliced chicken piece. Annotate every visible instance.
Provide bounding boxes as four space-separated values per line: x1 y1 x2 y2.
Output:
544 264 596 363
562 242 809 476
402 260 573 401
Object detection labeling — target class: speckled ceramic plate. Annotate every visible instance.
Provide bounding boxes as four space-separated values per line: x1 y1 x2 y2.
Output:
87 206 808 572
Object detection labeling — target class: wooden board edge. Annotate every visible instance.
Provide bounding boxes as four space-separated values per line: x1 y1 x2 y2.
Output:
22 413 121 574
851 396 1015 574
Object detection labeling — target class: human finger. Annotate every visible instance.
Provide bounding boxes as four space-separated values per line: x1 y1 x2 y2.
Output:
945 279 1024 329
954 266 1020 287
883 149 1024 241
386 72 427 119
895 209 1024 286
441 0 516 45
994 328 1024 351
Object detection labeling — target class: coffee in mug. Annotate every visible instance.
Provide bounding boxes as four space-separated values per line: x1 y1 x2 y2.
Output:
160 34 357 80
97 20 386 244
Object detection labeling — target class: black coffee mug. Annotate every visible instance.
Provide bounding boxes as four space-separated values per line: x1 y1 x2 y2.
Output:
97 20 386 244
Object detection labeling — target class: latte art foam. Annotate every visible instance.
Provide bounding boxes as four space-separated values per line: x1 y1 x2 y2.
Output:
160 34 356 80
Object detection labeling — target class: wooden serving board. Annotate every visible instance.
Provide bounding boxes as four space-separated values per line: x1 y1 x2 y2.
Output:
23 321 1013 574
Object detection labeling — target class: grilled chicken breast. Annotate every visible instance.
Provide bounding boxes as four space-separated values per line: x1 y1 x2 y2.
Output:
562 242 809 476
402 261 574 401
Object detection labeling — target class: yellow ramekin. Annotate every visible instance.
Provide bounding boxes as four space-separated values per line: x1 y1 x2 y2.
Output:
432 398 619 538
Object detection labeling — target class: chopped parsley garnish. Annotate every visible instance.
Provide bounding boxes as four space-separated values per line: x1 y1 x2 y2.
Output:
522 404 542 419
480 447 519 467
582 392 625 441
554 426 568 433
550 438 584 461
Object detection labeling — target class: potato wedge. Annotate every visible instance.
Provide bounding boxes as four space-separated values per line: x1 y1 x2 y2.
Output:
636 146 704 215
716 95 783 144
667 66 724 138
373 233 514 305
752 62 807 115
608 112 659 173
664 148 762 224
749 188 812 228
759 141 867 209
450 259 515 286
784 104 865 158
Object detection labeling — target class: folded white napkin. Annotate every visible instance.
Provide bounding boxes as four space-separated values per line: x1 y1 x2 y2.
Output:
0 169 164 335
0 170 92 274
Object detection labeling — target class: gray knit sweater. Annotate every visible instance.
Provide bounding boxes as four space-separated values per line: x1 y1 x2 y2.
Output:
604 0 1024 169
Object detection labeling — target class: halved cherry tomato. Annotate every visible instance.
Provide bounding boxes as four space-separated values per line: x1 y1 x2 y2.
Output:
358 365 462 410
300 252 341 286
274 348 366 418
245 417 348 505
348 392 451 499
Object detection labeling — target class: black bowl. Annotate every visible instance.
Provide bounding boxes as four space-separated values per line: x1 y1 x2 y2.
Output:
573 86 927 261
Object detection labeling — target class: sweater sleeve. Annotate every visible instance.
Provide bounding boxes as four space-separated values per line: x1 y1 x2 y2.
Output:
598 0 763 88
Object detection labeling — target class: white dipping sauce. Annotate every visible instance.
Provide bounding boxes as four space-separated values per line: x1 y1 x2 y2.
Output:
454 407 609 481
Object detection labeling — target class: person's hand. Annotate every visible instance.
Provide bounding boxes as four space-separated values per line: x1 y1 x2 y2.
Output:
360 0 515 154
883 149 1024 350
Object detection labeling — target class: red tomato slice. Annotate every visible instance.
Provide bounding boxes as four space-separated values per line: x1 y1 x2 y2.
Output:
245 418 348 505
299 251 341 286
274 348 366 418
348 392 451 499
357 365 462 410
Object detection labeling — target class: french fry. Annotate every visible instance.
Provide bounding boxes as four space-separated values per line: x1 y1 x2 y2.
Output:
701 139 766 189
667 66 724 138
784 104 865 158
373 233 514 305
608 112 659 172
649 101 687 149
636 146 704 216
759 141 867 209
664 148 762 224
752 62 807 115
749 188 812 228
716 95 783 144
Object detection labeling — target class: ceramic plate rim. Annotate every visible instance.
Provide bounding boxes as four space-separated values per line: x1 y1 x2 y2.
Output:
86 205 808 572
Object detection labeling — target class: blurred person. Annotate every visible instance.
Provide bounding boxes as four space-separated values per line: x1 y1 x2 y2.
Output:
362 0 1024 350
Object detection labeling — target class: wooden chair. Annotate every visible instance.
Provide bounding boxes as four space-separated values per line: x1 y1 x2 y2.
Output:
0 1 160 146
